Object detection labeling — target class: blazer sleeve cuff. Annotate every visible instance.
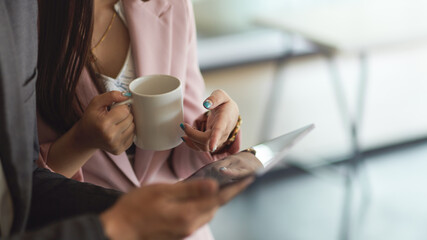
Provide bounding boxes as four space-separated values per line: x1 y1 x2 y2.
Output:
37 143 84 181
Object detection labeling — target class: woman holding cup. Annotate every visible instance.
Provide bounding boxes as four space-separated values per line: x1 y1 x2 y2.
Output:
36 0 240 239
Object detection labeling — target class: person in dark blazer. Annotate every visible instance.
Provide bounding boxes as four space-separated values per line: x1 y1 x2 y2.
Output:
0 1 252 239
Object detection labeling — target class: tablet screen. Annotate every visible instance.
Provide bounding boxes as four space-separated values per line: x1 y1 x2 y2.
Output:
186 124 314 187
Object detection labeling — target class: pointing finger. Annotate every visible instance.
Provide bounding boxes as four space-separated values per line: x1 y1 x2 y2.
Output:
203 89 230 110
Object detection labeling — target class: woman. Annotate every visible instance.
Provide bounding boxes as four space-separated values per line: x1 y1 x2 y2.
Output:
36 0 241 239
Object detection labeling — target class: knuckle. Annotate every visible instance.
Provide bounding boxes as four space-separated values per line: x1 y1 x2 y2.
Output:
176 228 192 239
103 132 116 147
232 101 239 110
98 120 110 132
125 140 133 149
112 143 126 155
111 147 123 156
182 226 195 238
126 119 134 128
128 113 134 121
113 106 127 116
111 148 121 155
217 89 226 95
121 105 131 114
106 130 115 142
176 216 195 237
216 89 227 99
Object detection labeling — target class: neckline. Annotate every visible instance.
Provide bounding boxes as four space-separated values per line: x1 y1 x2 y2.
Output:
99 46 132 80
98 1 131 80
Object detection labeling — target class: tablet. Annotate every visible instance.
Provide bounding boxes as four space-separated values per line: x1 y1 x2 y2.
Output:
186 124 315 187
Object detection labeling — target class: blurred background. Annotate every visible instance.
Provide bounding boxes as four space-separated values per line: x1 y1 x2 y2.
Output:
191 0 427 239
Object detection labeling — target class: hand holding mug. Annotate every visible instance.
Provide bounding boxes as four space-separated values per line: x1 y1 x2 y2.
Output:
181 89 239 152
115 75 184 151
75 91 135 155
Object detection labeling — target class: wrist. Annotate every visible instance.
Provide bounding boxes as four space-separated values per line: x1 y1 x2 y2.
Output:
72 120 98 151
241 147 256 156
46 120 98 178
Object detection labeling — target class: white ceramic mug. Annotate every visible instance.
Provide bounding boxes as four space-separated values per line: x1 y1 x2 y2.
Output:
116 75 184 151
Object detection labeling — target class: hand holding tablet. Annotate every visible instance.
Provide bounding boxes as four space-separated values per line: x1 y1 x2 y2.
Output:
186 124 315 188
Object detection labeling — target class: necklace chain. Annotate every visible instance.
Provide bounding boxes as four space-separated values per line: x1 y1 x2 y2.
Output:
90 11 116 63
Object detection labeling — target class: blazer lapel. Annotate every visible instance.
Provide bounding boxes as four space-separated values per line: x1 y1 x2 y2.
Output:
122 0 173 75
103 152 140 187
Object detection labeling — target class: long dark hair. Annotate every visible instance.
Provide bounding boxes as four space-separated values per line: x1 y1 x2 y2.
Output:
37 0 100 133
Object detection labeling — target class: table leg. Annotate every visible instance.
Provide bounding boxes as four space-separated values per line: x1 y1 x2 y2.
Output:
259 52 293 142
326 51 371 240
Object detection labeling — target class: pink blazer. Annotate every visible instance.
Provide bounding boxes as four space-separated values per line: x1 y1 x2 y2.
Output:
37 0 240 192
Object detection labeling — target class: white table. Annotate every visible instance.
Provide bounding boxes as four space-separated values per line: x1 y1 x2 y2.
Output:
256 0 427 130
256 0 427 163
255 1 427 239
256 0 427 52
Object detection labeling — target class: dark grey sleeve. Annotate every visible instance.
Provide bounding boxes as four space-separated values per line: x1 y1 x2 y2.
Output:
5 215 108 240
0 168 122 240
27 168 122 231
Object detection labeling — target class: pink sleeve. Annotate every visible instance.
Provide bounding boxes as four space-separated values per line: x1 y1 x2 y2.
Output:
37 143 55 172
36 113 84 181
171 0 241 179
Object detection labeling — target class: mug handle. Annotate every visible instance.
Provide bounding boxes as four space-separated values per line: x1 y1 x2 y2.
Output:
111 98 133 109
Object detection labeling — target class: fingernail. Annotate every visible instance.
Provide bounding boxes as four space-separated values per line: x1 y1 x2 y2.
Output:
203 100 212 109
180 123 185 130
122 92 132 97
212 145 217 152
181 137 186 142
219 167 227 171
